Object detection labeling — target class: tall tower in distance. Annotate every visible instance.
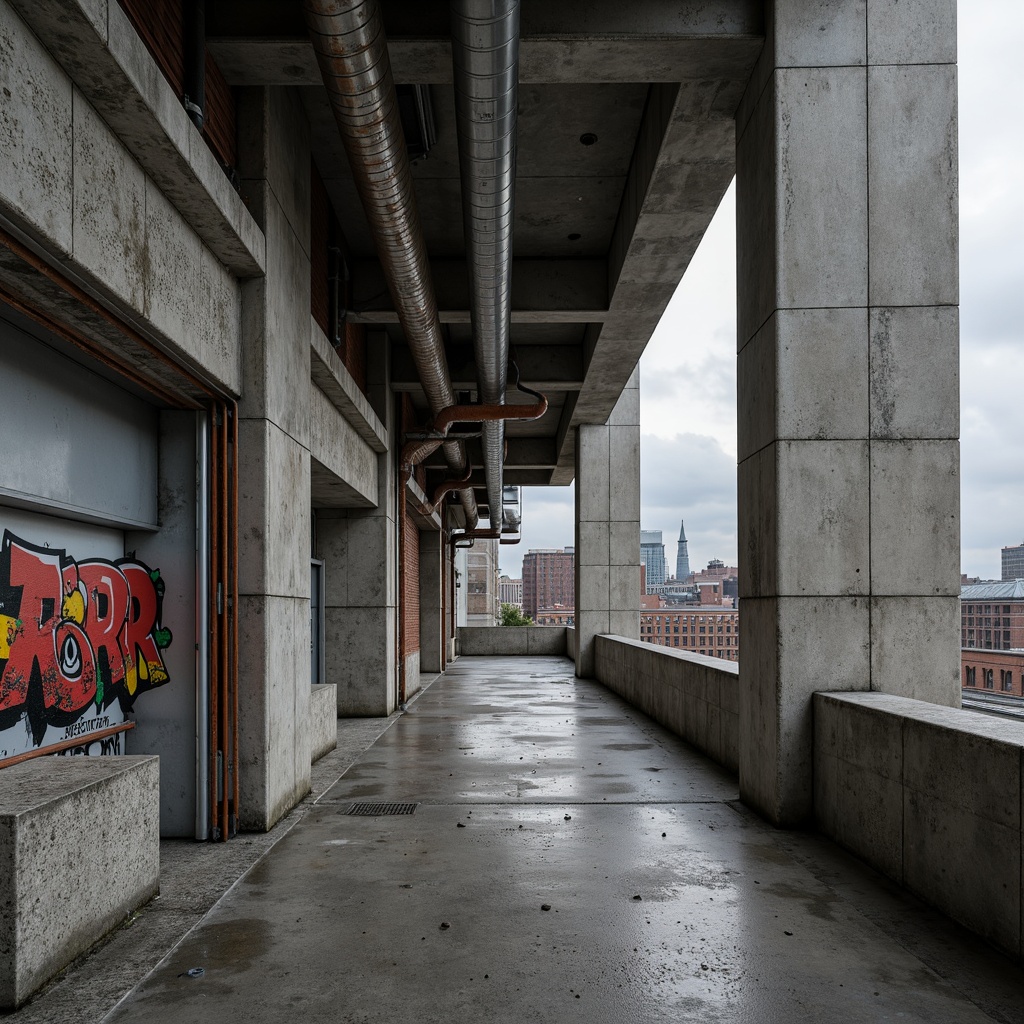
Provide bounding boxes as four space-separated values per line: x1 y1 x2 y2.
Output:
676 519 690 581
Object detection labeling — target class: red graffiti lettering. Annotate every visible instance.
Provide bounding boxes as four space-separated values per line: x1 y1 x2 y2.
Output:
78 561 131 689
0 531 172 748
0 541 96 714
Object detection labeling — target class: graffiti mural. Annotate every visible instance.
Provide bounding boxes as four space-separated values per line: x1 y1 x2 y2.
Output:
0 531 172 760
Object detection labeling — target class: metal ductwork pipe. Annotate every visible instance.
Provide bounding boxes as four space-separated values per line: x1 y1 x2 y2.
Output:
304 0 478 527
450 0 520 529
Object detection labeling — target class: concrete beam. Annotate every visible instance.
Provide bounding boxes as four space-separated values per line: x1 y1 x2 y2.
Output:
351 259 607 325
208 1 762 86
423 439 558 471
555 82 736 473
391 345 583 393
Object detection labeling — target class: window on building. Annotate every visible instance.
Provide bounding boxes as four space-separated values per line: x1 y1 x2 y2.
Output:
965 666 975 686
699 626 706 634
1005 671 1014 692
984 669 994 689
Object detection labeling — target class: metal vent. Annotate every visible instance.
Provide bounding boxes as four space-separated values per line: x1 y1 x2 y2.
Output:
345 802 418 816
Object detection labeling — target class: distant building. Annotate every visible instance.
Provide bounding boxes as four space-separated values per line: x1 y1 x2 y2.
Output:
692 559 738 585
466 538 500 626
961 581 1024 650
962 649 1024 698
522 547 574 621
1002 544 1024 581
498 575 523 609
675 520 690 582
535 605 574 626
640 605 739 662
640 530 667 590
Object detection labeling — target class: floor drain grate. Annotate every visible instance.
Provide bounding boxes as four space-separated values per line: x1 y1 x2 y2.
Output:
344 802 418 816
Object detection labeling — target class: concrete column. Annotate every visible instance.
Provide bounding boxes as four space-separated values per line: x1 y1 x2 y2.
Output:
318 334 398 716
575 368 640 677
735 1 959 826
235 87 313 830
419 530 443 675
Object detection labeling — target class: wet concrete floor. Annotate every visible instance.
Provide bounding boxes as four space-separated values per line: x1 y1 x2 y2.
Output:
106 656 1024 1023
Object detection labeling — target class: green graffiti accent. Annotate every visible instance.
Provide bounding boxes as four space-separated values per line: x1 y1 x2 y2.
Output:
153 627 172 650
150 569 166 601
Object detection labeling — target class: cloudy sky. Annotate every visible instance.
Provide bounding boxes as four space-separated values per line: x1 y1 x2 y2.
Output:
502 5 1024 582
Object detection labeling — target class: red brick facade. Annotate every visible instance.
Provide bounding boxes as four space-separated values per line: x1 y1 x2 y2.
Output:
961 649 1024 697
522 549 574 622
640 607 739 662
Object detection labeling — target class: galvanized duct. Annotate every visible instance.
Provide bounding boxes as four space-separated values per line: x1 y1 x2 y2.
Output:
450 0 520 528
304 0 478 527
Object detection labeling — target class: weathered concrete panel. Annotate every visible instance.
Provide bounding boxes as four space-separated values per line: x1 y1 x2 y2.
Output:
814 692 1024 961
236 593 311 830
0 5 73 254
0 757 159 1008
310 684 338 763
72 89 148 310
308 383 377 507
237 418 311 601
594 635 739 775
456 627 568 658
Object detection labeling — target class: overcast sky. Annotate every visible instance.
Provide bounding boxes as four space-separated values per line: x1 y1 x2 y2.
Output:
502 5 1024 582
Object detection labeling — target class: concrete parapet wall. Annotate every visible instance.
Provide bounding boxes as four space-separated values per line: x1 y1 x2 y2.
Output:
457 626 567 657
0 756 160 1008
594 636 739 774
310 685 338 764
566 626 577 664
815 693 1024 961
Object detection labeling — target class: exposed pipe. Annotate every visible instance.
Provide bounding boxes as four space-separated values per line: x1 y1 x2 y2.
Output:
400 382 548 472
304 0 478 528
451 0 520 530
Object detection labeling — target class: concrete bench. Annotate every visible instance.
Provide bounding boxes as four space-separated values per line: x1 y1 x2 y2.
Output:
0 756 160 1008
310 684 338 763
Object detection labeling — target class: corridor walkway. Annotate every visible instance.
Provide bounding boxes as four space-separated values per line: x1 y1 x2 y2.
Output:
108 656 1024 1023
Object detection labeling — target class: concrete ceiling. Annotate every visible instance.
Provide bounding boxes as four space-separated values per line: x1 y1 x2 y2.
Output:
208 0 763 495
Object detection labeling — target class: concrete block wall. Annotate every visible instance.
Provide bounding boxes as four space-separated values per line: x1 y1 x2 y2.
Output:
594 636 739 774
815 692 1024 961
236 86 313 830
457 627 569 658
0 1 245 394
0 757 159 1008
735 0 960 826
310 685 338 764
575 370 641 677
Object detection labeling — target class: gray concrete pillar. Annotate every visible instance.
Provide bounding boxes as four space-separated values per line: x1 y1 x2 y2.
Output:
735 1 959 826
317 335 398 716
419 530 443 675
575 369 641 677
235 87 314 830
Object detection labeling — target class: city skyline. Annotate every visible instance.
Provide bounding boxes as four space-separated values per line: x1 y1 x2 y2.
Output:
502 4 1023 585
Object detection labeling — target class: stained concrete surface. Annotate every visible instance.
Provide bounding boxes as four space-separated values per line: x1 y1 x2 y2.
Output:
99 656 1024 1023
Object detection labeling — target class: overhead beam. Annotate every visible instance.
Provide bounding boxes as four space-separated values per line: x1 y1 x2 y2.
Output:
350 260 607 325
424 438 558 471
207 0 762 85
552 81 738 479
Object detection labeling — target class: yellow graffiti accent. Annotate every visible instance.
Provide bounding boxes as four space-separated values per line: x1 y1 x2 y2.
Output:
61 589 85 624
0 615 16 659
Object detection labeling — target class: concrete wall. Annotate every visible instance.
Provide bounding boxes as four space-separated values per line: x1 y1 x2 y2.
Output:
317 340 398 718
575 370 641 676
0 757 159 1008
236 87 312 830
310 684 338 764
735 0 960 826
457 627 568 657
0 1 244 394
815 692 1024 962
566 625 577 664
594 636 739 774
